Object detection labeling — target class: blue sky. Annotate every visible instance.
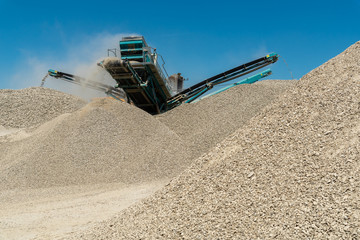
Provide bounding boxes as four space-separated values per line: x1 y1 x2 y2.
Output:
0 0 359 94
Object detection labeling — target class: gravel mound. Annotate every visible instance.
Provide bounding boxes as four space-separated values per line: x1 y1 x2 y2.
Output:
0 87 86 128
156 80 296 158
0 80 294 190
0 98 191 189
72 42 360 239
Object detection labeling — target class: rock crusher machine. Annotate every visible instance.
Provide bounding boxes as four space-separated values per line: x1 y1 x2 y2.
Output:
45 36 279 114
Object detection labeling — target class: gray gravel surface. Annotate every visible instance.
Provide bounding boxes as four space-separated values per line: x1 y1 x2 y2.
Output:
156 80 296 158
0 80 293 191
68 42 360 239
0 79 293 239
0 98 191 189
0 87 86 128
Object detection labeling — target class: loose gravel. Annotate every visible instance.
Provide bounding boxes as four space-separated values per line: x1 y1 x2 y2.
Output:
0 98 191 189
69 42 360 239
156 80 296 158
0 77 294 239
0 87 86 128
0 80 293 190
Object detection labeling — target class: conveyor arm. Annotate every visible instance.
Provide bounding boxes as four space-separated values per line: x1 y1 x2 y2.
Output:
166 53 278 108
190 69 272 103
47 69 126 100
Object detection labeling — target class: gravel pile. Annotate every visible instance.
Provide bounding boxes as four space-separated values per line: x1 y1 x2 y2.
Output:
0 98 191 189
156 80 296 158
0 87 86 128
71 42 360 239
0 80 294 190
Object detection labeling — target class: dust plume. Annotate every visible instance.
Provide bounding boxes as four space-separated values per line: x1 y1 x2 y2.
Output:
11 33 139 101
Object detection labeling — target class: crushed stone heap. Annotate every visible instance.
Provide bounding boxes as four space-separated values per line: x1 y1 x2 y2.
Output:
157 80 296 159
0 80 294 191
0 98 191 190
71 42 360 239
0 87 86 128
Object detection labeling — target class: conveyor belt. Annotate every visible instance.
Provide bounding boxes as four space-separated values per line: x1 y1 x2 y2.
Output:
47 69 125 100
167 53 278 108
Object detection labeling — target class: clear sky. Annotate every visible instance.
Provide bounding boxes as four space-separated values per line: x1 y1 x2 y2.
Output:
0 0 359 93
